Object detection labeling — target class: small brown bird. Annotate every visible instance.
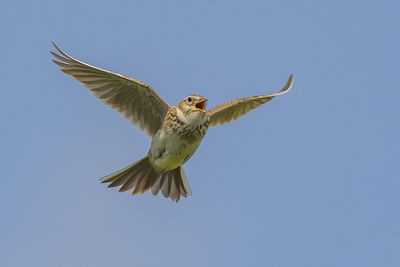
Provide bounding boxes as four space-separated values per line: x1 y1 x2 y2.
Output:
51 43 293 202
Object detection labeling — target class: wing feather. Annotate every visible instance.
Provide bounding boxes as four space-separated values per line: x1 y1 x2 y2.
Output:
207 74 293 127
51 42 169 136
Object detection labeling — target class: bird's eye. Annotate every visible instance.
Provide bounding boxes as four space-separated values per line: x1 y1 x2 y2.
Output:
187 97 193 103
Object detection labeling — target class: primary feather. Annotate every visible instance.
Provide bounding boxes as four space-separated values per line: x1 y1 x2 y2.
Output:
207 74 293 127
51 42 169 136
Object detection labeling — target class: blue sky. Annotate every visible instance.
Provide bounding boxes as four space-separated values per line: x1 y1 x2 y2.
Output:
1 0 399 266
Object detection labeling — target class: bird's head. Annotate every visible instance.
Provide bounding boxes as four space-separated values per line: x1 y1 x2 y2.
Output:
178 95 208 114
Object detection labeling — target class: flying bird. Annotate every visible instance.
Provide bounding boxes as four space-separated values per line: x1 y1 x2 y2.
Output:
51 43 293 202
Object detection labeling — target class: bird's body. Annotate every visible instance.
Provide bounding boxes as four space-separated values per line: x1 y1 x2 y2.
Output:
51 43 293 202
149 103 209 172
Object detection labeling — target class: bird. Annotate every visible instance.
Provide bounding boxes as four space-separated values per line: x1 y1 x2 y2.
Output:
50 42 293 202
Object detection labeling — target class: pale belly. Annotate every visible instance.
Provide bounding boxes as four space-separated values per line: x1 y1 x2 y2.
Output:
148 130 205 172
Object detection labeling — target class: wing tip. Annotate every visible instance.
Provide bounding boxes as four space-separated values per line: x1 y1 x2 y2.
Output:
50 41 72 60
50 41 59 55
278 73 294 94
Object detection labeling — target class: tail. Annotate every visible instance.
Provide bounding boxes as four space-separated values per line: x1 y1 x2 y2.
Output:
100 157 192 202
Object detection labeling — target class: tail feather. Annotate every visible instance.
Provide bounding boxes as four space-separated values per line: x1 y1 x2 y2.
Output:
151 173 164 196
170 178 179 202
173 167 192 197
108 175 129 188
141 168 159 194
179 167 192 196
100 162 136 184
132 173 147 195
159 172 168 198
100 156 192 202
118 164 146 192
107 167 141 188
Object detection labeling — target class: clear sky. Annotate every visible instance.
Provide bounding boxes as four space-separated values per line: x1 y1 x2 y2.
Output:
1 0 399 266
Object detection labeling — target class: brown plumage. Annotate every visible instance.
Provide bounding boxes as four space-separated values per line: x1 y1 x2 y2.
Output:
51 42 293 202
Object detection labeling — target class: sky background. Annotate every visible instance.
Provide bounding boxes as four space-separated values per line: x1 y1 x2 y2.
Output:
1 0 399 266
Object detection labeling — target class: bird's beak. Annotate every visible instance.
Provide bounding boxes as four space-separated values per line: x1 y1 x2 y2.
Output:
195 99 207 112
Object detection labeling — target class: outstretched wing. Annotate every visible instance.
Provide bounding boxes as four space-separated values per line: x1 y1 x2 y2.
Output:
51 42 169 136
207 74 293 127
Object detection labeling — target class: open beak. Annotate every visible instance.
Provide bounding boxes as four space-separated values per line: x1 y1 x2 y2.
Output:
195 99 207 112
